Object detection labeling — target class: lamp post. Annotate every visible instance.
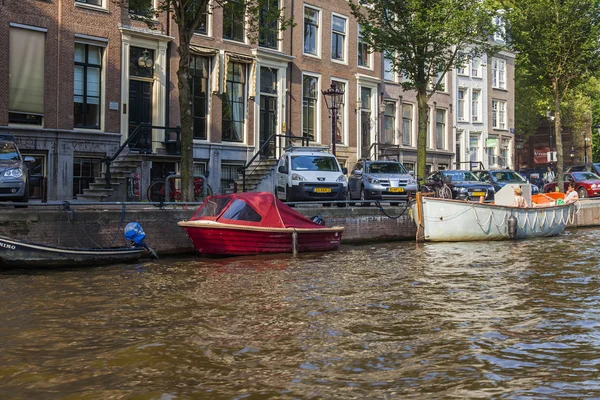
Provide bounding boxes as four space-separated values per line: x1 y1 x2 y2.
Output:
546 109 555 163
322 83 345 157
584 135 591 164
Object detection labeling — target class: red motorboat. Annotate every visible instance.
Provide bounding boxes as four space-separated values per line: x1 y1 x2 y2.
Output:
178 192 344 256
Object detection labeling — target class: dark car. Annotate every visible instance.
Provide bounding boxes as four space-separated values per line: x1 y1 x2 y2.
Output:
518 168 546 191
566 163 600 176
543 171 600 198
473 169 540 195
0 140 34 206
425 170 495 201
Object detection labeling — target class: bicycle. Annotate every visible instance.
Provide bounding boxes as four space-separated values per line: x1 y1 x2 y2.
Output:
147 176 213 203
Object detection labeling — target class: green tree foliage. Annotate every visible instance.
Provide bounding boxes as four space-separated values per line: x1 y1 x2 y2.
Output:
348 0 500 184
502 0 600 190
126 0 292 200
514 65 547 142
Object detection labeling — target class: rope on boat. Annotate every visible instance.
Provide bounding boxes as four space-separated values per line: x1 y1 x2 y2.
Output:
374 201 410 220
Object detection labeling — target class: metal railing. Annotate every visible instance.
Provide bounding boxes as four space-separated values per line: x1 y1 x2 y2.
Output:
239 134 309 192
103 124 181 190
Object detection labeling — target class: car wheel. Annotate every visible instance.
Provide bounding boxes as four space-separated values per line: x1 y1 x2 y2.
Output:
360 188 370 207
14 183 29 209
285 186 296 207
347 190 355 206
578 187 587 198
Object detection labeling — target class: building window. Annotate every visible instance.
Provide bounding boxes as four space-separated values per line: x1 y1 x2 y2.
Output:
9 27 45 125
331 80 345 144
471 57 481 78
73 157 102 198
457 88 466 122
302 75 318 141
384 55 395 81
304 6 319 56
223 0 245 42
501 138 510 167
492 58 506 89
494 15 506 43
195 4 209 34
436 109 446 150
221 163 241 193
457 60 467 75
331 15 346 61
383 102 395 144
360 87 372 153
402 103 412 146
74 43 102 129
223 62 246 142
76 0 102 7
487 137 498 166
469 134 479 161
472 89 481 122
358 25 370 67
431 71 446 91
129 0 152 17
492 100 506 130
191 55 209 140
259 0 278 49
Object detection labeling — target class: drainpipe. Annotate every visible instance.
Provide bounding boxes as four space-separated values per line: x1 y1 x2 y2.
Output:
165 0 171 129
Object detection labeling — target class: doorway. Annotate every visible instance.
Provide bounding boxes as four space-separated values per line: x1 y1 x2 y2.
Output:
128 80 153 153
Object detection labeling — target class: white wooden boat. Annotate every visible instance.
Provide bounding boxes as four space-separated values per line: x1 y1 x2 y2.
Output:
410 194 575 242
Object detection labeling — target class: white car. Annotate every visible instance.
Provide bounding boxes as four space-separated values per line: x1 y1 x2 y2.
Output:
275 146 347 206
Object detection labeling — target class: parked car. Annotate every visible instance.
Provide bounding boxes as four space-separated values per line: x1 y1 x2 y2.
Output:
347 160 417 206
565 163 600 176
425 170 495 201
473 169 540 195
275 146 347 206
0 139 34 206
518 168 546 191
543 171 600 198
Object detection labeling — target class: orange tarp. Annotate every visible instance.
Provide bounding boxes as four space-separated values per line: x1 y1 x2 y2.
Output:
531 192 565 205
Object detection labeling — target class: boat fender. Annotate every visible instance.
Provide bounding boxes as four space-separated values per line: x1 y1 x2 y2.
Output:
311 215 325 226
507 215 518 239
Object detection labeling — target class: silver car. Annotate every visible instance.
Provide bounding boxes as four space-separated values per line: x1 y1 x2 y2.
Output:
347 160 417 206
0 140 34 206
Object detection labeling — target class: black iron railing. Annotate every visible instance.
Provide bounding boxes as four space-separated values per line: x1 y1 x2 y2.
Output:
104 124 181 189
238 134 309 192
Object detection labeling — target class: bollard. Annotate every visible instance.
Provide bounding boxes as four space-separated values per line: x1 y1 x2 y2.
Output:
292 229 298 256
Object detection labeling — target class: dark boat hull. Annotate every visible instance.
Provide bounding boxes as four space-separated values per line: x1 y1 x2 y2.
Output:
0 236 144 268
180 226 343 255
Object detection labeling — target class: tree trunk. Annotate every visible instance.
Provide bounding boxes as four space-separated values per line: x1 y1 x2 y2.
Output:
553 82 564 193
416 86 429 186
176 32 195 202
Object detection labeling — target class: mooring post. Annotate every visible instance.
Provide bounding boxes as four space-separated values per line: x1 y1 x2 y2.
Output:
292 229 298 256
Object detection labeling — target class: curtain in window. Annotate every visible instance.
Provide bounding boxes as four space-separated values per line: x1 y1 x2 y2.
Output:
9 28 45 115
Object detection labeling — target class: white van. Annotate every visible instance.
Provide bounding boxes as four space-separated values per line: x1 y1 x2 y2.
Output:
275 146 348 204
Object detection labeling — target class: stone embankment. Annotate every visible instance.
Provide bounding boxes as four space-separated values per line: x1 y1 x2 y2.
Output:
0 200 597 256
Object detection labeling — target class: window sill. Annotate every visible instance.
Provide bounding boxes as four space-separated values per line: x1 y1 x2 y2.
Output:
492 87 509 92
75 3 110 13
357 64 373 71
331 58 347 65
303 52 321 59
223 38 248 46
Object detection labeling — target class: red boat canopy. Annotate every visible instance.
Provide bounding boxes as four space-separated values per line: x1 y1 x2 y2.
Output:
190 192 328 229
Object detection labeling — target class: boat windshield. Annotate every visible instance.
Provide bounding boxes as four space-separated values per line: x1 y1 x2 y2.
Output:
492 171 526 183
0 142 20 161
573 172 600 181
442 171 479 182
197 196 231 217
221 199 262 222
366 163 407 174
291 156 340 172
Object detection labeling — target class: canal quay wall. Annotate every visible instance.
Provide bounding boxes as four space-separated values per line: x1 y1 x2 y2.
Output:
0 204 416 255
0 200 597 256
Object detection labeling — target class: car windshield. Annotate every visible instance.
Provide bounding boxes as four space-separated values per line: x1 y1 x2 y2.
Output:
291 156 340 172
491 171 526 183
366 163 407 174
573 172 600 181
442 171 479 182
0 142 20 161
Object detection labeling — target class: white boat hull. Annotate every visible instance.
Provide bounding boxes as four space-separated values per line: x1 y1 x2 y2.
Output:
410 197 575 241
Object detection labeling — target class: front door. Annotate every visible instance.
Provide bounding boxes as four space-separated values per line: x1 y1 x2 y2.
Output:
259 67 278 158
128 79 153 153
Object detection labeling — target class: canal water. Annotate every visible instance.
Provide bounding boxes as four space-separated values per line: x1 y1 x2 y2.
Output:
1 228 600 399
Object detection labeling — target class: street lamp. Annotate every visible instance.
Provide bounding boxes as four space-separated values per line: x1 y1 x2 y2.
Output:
570 145 575 165
322 83 345 156
584 135 591 164
546 109 555 163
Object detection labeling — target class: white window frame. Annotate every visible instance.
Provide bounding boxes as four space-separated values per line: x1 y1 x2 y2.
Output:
193 1 212 37
472 89 481 123
303 5 321 58
469 132 481 162
492 58 506 89
435 108 447 150
471 57 481 78
401 102 414 147
331 13 348 64
383 53 395 82
457 88 466 122
301 72 321 143
492 99 507 130
75 0 108 10
494 15 506 43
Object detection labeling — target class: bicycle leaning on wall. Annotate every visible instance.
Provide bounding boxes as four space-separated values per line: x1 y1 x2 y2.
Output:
147 175 213 203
